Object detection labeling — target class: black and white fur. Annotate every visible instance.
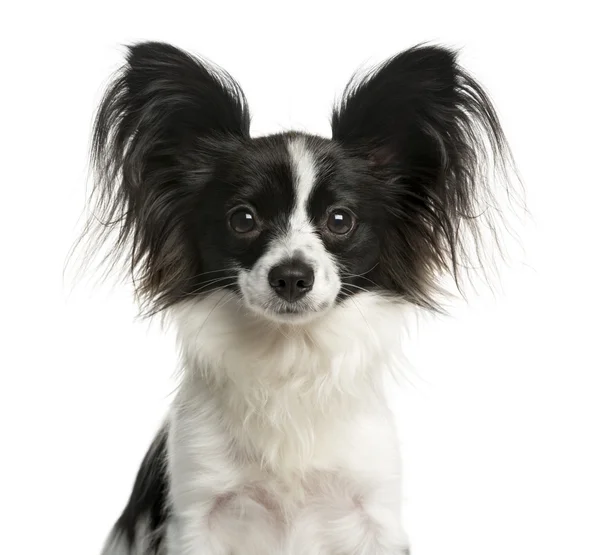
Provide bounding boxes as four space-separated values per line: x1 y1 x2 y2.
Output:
86 42 514 555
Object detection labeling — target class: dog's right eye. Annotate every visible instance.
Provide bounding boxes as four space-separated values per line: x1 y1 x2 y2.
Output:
229 208 256 234
326 209 356 236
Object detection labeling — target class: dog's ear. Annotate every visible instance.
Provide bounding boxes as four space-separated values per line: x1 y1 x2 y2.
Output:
332 45 514 308
87 42 250 312
94 41 250 183
332 45 461 172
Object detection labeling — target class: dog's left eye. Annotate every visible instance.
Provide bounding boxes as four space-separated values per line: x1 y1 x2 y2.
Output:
229 208 256 234
327 209 355 235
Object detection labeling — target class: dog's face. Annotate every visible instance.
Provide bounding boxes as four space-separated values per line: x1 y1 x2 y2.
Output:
89 42 511 320
189 134 383 323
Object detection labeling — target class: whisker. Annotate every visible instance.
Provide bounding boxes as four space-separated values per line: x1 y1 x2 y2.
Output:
348 296 376 339
191 267 239 279
341 275 379 288
341 282 371 294
341 262 380 280
185 276 238 296
178 279 238 300
196 291 233 335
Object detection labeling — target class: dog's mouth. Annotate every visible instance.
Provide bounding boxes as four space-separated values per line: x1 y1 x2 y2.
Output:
278 306 303 314
268 302 320 321
247 297 334 325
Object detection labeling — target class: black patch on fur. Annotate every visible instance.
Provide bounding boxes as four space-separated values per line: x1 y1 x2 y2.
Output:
113 428 170 552
302 136 383 297
188 133 297 276
331 45 515 308
87 42 252 314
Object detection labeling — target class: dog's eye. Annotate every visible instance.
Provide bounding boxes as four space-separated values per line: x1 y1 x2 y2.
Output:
229 208 256 234
327 209 355 235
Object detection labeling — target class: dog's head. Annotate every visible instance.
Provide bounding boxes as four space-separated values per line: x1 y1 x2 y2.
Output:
88 42 512 324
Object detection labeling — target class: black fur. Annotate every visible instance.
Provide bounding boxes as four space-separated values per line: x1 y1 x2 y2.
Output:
113 428 169 552
332 45 514 308
89 42 251 313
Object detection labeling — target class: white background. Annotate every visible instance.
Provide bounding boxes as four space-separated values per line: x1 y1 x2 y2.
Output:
1 2 599 554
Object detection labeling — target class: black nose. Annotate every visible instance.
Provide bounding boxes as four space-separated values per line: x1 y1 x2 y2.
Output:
268 259 315 302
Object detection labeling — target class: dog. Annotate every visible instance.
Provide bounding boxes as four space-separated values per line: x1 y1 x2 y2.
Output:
86 41 514 555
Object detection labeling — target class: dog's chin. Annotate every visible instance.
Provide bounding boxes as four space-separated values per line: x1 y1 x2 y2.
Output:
245 297 335 326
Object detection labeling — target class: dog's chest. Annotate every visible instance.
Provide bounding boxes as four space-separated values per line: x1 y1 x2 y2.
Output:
195 410 404 554
205 468 389 555
169 365 405 553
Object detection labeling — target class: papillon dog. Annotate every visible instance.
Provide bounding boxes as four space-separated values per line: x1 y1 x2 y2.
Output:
86 41 515 555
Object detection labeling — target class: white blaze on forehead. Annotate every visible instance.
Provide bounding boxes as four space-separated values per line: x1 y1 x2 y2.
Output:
287 137 318 230
236 136 342 320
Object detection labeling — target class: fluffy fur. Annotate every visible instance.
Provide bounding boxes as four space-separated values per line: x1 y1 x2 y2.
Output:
84 41 515 555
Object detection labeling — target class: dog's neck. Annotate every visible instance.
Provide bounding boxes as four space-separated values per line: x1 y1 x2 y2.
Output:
169 290 409 475
172 290 409 389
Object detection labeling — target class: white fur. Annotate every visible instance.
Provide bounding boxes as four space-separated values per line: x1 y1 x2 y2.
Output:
164 290 411 554
238 137 341 324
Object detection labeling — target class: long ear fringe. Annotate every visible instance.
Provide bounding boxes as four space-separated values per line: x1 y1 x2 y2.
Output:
333 45 524 311
68 42 249 315
423 64 522 304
